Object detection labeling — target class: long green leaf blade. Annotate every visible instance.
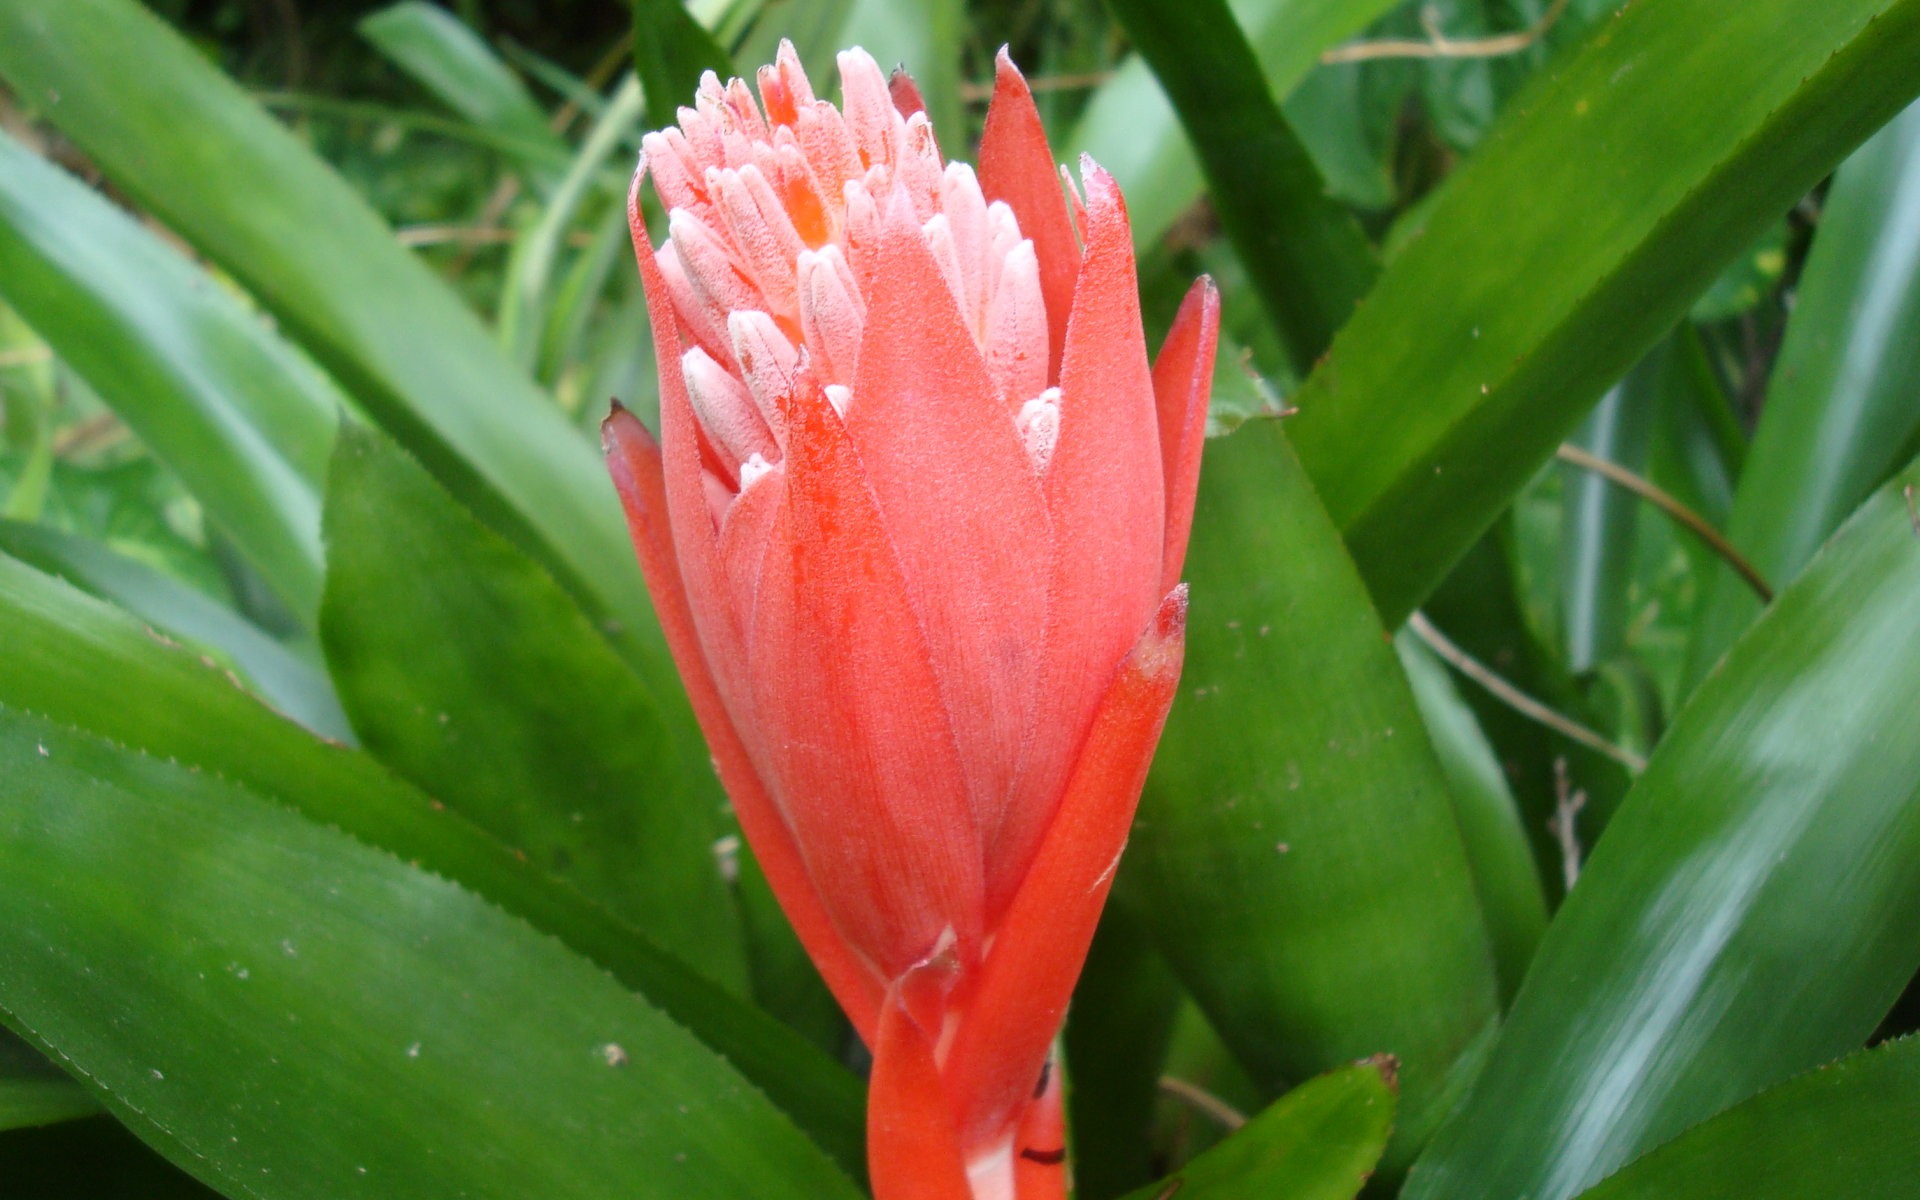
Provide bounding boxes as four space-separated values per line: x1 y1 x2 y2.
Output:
1126 418 1500 1170
1560 362 1658 674
1065 910 1184 1200
1396 632 1548 1000
1100 0 1378 369
0 555 866 1172
319 424 745 991
1568 1037 1920 1200
1405 450 1920 1200
0 707 861 1200
497 73 645 370
0 131 336 619
1686 98 1920 684
1285 0 1920 624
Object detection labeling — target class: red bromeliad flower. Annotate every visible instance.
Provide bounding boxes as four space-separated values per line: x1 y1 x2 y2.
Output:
603 41 1218 1200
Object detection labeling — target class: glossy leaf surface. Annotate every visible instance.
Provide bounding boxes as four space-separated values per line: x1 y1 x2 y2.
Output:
1687 98 1920 683
1286 0 1920 623
1118 1059 1395 1200
1396 632 1548 1000
1569 1037 1920 1200
0 130 336 619
0 554 866 1172
318 424 745 990
1126 418 1499 1169
0 707 862 1200
1560 362 1658 674
1406 451 1920 1200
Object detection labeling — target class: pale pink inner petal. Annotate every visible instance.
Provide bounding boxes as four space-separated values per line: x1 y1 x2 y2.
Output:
642 40 1053 498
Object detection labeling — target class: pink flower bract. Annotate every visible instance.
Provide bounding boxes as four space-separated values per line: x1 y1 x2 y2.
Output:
604 41 1218 1200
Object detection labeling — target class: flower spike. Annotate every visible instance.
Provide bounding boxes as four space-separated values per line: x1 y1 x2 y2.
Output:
610 44 1216 1198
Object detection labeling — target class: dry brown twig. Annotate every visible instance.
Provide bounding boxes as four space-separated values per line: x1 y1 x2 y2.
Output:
1157 1076 1247 1131
1548 756 1589 891
1556 442 1775 603
1322 0 1569 64
0 346 53 369
52 412 126 458
1408 612 1647 775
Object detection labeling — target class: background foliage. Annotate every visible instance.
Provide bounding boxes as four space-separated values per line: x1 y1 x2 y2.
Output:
1 0 1918 1196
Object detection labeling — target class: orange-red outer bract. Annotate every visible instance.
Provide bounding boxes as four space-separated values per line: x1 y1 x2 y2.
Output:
604 42 1218 1200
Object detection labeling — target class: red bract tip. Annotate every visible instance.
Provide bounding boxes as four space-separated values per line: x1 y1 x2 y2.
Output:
888 66 929 119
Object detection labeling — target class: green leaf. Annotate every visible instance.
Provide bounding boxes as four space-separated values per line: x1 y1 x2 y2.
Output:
319 423 745 991
734 846 847 1056
1118 1060 1396 1200
1646 326 1740 529
0 707 862 1200
357 1 567 173
1686 98 1920 685
1065 908 1185 1200
0 520 351 743
1560 357 1658 674
535 202 634 391
1404 450 1920 1200
1570 1037 1920 1200
498 73 645 371
0 0 674 689
1395 632 1548 1002
1100 0 1379 370
1068 0 1404 249
1283 58 1399 212
1688 221 1789 321
0 554 867 1174
632 0 734 120
0 1032 95 1132
1125 419 1500 1171
1285 0 1920 625
1422 529 1635 900
0 1086 93 1134
0 310 56 523
0 131 337 620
